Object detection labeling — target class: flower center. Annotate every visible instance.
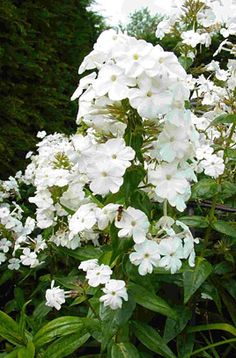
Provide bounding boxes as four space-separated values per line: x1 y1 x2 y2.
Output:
166 175 172 180
144 253 150 258
111 291 116 296
112 154 117 159
131 220 136 227
133 53 139 60
147 91 153 97
111 75 117 82
101 171 108 177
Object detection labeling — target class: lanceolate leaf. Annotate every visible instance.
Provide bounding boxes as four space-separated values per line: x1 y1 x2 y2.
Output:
132 321 176 358
212 221 236 239
33 316 86 348
44 332 90 358
178 216 208 228
183 257 213 303
17 341 35 358
209 113 236 127
164 307 192 343
111 342 140 358
0 310 24 346
99 297 136 351
128 282 177 319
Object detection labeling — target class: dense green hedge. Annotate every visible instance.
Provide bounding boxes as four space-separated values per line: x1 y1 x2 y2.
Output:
0 0 104 178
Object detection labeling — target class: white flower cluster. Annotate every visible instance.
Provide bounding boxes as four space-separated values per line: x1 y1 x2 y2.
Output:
3 27 231 311
73 29 201 212
156 0 236 56
130 217 199 275
79 259 128 310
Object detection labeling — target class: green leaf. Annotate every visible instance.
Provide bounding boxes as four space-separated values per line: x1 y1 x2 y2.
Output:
44 332 90 358
33 316 86 348
128 282 177 319
183 258 213 303
121 166 146 203
19 300 31 338
111 342 140 358
0 310 24 346
226 148 236 160
130 190 153 219
57 245 103 261
191 179 219 200
219 182 236 199
177 333 194 358
212 221 236 238
178 216 208 228
164 307 192 343
209 113 236 127
100 297 136 351
18 341 35 358
132 321 176 358
179 56 193 70
187 323 236 337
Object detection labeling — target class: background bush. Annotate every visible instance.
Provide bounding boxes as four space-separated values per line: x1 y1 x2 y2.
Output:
0 0 105 178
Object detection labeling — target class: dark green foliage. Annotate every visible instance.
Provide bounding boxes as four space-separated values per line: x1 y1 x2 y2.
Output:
0 0 105 178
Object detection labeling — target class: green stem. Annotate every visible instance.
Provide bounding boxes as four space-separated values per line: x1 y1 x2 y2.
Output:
190 338 236 356
163 200 168 217
201 196 217 255
86 298 100 320
224 123 236 161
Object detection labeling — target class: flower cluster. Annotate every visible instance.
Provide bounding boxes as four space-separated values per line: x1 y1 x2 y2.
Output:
130 217 199 275
1 26 233 311
156 0 236 57
79 259 128 310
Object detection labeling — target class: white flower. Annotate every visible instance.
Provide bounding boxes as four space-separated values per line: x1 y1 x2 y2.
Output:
196 145 214 160
71 72 96 101
20 248 39 267
0 238 12 253
181 30 202 48
201 154 225 178
86 160 124 196
176 220 199 267
69 203 97 235
100 279 128 310
154 123 193 162
78 259 99 272
45 280 66 310
115 207 149 243
86 264 112 287
8 258 21 270
97 139 135 171
148 163 190 211
0 207 10 219
0 252 7 265
129 240 160 275
93 64 135 101
158 237 184 274
37 131 47 139
129 76 172 119
115 37 154 78
96 204 119 230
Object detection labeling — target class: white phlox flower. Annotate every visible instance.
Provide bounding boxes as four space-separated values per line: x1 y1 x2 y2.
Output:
45 280 66 310
69 203 98 235
158 237 184 274
100 279 128 310
115 207 150 243
86 264 112 287
129 240 160 275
